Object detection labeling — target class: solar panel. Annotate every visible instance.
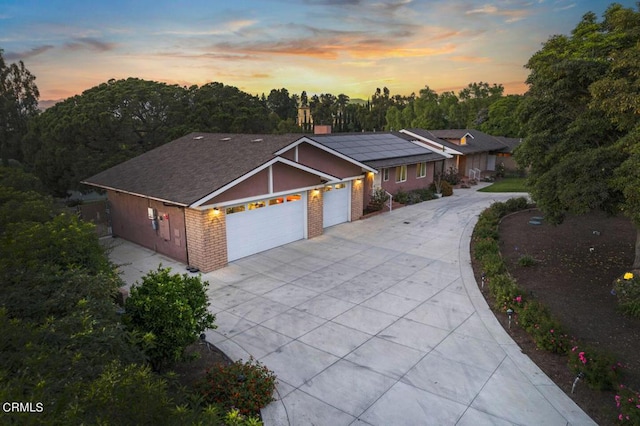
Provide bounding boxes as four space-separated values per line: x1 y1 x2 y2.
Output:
311 133 439 162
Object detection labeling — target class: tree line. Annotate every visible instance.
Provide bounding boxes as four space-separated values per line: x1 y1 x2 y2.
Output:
2 47 524 196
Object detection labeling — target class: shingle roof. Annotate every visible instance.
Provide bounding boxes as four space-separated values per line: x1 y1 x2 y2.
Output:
493 136 521 153
307 132 445 163
364 153 443 169
407 128 511 154
82 133 300 205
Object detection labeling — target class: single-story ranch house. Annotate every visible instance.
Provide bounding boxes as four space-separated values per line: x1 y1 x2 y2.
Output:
83 129 517 272
400 128 520 178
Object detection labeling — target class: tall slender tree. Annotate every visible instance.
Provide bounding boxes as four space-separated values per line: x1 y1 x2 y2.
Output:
0 49 40 164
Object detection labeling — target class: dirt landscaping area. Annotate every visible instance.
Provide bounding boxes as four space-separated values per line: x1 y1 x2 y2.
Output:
475 209 639 424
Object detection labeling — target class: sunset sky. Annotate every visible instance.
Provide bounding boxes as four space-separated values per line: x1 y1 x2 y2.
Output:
0 0 633 102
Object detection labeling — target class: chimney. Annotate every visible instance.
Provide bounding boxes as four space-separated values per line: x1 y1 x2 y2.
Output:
314 125 332 135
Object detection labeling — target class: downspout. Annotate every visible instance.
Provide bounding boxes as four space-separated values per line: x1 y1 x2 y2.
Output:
183 207 190 268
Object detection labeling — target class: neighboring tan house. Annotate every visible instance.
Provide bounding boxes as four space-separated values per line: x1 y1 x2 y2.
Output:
83 130 449 272
492 136 521 172
400 129 520 178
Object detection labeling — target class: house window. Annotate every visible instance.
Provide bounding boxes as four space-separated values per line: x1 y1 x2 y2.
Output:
395 165 407 183
226 205 245 214
382 168 389 182
248 201 266 210
269 197 284 206
334 183 346 190
416 162 426 178
286 194 301 202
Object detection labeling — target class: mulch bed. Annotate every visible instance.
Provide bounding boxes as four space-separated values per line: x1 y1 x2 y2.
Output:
472 209 639 425
171 341 232 390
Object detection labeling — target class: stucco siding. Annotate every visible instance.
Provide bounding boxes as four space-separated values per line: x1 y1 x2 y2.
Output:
297 143 362 178
205 169 269 204
272 162 324 193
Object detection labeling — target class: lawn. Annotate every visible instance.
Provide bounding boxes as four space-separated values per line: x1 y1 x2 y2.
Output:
478 177 528 192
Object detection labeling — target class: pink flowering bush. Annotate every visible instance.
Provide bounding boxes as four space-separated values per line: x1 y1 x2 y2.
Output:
568 345 623 390
515 300 572 354
529 317 571 354
615 384 640 424
489 273 521 311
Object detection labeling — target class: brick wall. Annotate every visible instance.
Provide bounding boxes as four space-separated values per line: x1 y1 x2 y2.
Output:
307 189 323 238
185 208 228 272
351 179 364 221
108 191 188 263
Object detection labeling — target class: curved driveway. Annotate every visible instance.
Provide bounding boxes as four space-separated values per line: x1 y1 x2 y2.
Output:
111 186 595 425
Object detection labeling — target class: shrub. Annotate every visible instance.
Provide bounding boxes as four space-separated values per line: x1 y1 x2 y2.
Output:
615 385 640 424
613 272 640 318
530 318 571 354
517 254 538 267
59 360 233 425
124 267 217 371
415 187 436 201
442 167 460 185
394 189 409 204
429 179 453 196
488 273 520 310
224 409 263 426
201 357 277 416
411 191 425 204
487 197 528 219
504 197 529 212
568 345 623 391
481 252 505 276
474 211 500 240
473 237 499 260
517 299 548 331
369 188 389 211
1 213 112 277
440 181 453 196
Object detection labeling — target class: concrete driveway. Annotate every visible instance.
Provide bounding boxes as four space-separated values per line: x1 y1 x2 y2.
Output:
109 186 595 426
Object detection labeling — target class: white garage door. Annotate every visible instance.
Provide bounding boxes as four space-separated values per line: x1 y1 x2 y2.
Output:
226 193 305 261
323 182 350 228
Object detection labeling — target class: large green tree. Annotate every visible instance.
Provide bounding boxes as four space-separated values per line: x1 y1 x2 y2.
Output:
0 49 40 164
384 82 508 132
23 78 277 195
24 78 189 195
516 3 640 269
190 82 271 133
266 88 298 121
480 95 524 137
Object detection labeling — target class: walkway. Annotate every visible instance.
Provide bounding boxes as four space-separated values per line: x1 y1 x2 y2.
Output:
110 186 595 425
